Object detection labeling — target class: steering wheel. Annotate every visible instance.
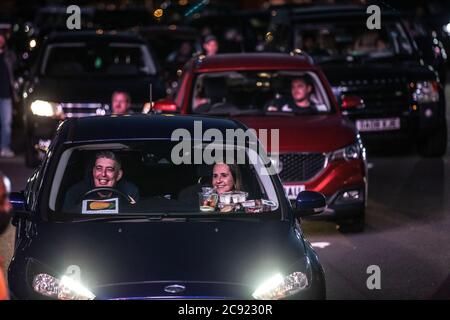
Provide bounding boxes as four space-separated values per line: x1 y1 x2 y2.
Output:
83 187 136 205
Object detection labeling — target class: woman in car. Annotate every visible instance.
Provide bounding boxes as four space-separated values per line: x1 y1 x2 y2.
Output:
212 163 242 195
212 163 245 213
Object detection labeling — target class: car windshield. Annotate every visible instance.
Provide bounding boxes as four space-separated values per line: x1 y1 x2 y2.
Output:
48 140 281 221
190 71 332 115
294 20 414 61
42 42 157 76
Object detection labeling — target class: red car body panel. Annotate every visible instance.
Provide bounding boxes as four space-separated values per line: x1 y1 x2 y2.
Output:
233 115 357 153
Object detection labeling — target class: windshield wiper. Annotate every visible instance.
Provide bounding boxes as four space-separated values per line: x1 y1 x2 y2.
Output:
70 214 186 223
185 215 263 222
70 214 267 223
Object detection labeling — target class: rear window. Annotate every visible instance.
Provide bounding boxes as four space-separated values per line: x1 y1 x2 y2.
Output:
42 42 157 76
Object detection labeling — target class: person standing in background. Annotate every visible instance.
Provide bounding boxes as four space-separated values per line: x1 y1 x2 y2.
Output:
0 33 17 158
202 35 219 56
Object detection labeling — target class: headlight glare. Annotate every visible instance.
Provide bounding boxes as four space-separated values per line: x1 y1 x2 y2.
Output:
252 272 308 300
413 81 440 104
33 273 95 300
30 100 62 117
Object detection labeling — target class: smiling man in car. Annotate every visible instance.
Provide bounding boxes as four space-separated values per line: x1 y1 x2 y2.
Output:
63 151 139 212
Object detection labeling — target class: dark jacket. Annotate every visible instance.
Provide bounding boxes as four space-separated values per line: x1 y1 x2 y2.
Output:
62 179 140 212
0 212 11 234
0 48 18 102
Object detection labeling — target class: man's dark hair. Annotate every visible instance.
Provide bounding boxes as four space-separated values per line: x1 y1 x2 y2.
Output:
112 91 131 103
203 34 218 44
292 74 315 88
95 151 122 171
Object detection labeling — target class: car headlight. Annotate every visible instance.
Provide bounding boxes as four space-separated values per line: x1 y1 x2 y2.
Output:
33 273 95 300
30 100 62 117
413 81 440 104
443 23 450 36
252 272 309 300
329 141 364 162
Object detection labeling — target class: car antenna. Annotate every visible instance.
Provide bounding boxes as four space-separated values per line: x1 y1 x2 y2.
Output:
149 83 154 114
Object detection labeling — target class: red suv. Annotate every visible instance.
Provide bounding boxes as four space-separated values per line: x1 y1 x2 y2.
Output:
155 53 368 231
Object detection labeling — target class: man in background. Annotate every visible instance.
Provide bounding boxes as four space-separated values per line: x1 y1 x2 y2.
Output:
0 33 17 158
111 91 132 115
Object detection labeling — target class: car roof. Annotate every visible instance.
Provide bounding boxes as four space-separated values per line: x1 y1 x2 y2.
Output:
192 53 316 73
62 114 246 143
45 30 146 44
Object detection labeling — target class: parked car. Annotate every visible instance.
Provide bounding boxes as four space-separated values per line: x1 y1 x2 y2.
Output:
8 115 326 300
155 53 368 231
402 15 447 84
20 30 166 167
266 5 447 157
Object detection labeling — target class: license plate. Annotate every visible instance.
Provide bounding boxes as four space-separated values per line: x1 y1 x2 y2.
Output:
356 118 401 132
284 185 305 200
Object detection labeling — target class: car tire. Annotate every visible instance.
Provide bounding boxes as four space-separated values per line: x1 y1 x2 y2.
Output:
336 211 365 233
417 121 448 157
25 136 40 168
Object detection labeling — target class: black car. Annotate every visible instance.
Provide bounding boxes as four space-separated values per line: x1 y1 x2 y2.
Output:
266 5 447 157
401 14 447 84
8 115 326 300
21 31 166 167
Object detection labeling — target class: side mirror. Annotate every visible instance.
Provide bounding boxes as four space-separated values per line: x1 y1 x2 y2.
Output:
341 95 365 110
10 192 32 219
153 100 178 113
294 191 326 218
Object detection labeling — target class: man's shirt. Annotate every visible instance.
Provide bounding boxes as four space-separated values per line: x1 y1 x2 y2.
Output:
264 96 320 115
62 179 140 212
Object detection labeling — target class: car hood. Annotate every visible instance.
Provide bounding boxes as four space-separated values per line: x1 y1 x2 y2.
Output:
20 220 306 299
29 76 165 103
320 61 436 85
235 114 357 153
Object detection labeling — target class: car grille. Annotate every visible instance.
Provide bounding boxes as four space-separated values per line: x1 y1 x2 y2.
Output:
337 77 411 113
60 103 106 118
279 153 327 182
60 103 143 118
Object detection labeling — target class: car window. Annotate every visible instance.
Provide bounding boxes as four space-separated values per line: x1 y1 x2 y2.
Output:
41 42 157 76
293 21 413 59
190 71 332 115
48 141 281 220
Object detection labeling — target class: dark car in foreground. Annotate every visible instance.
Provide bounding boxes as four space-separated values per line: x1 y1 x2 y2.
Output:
267 5 447 157
8 115 326 300
21 31 165 167
158 53 367 231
